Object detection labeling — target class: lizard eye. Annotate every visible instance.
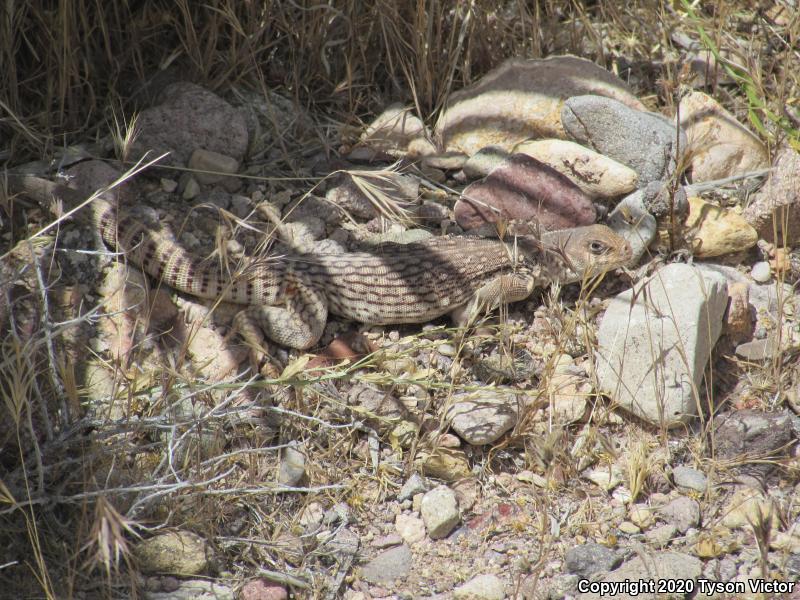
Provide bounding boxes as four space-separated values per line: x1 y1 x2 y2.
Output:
589 240 609 255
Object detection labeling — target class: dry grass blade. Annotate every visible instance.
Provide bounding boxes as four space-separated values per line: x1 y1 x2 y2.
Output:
344 167 417 225
80 496 141 577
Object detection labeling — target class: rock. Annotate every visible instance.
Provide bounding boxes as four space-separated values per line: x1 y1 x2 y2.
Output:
565 543 621 578
230 88 314 158
562 95 687 185
735 335 781 361
446 391 521 445
548 354 588 422
417 447 471 481
645 523 678 548
181 175 200 199
724 282 753 342
422 151 469 171
349 383 411 434
325 172 419 219
360 544 412 584
131 82 248 167
628 504 655 529
328 527 360 560
277 441 306 487
239 579 288 600
272 532 304 566
327 505 354 530
452 574 506 600
683 196 758 257
182 321 243 382
659 497 701 533
420 486 460 539
678 91 768 183
605 190 658 263
395 513 426 545
299 501 325 531
359 103 435 157
513 139 638 199
98 259 179 341
582 464 624 491
595 263 728 427
539 574 580 600
672 466 707 493
721 486 778 530
462 146 510 180
456 154 596 232
751 261 772 283
144 579 234 600
743 146 800 244
64 159 128 197
135 531 211 576
577 552 702 600
187 148 240 189
641 180 690 220
417 199 451 224
436 56 644 156
372 534 403 549
618 521 640 535
713 410 795 476
398 473 430 501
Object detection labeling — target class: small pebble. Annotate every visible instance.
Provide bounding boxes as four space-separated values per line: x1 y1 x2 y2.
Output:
672 465 707 493
751 261 771 283
618 521 641 535
437 343 456 357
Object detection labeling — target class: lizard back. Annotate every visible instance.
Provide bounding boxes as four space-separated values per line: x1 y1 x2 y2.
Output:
294 236 530 324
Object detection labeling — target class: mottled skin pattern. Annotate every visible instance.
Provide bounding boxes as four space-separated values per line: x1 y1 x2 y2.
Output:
7 174 632 349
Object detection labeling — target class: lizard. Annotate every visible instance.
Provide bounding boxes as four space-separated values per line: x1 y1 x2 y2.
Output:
5 173 633 351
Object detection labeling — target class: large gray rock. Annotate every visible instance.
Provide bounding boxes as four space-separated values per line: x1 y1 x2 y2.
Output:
131 82 248 167
562 95 687 185
595 263 728 427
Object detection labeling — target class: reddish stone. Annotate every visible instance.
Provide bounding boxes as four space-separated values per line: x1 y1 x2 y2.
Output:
455 154 596 231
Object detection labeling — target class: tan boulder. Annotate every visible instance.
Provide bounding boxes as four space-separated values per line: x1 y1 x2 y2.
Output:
514 139 638 199
436 55 644 156
678 91 768 182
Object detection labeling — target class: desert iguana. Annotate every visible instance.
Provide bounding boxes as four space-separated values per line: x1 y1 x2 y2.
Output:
6 174 633 350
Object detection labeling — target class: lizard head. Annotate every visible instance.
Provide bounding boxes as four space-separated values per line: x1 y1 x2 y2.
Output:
541 224 633 284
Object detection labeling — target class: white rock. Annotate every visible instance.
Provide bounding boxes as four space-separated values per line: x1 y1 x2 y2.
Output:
595 264 728 427
751 261 772 283
453 574 506 600
514 139 638 199
420 485 460 539
394 513 426 545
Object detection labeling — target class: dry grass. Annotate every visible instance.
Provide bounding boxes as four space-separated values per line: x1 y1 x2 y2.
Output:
1 0 799 598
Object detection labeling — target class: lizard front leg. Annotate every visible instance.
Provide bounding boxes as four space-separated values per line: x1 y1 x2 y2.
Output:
451 273 537 328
